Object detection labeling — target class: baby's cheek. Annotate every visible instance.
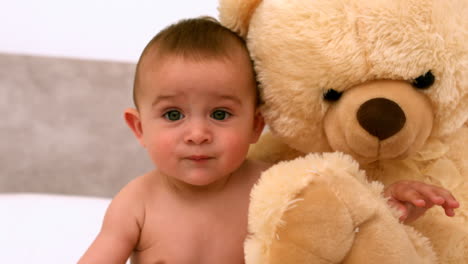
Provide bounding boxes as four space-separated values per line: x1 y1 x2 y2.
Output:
221 133 251 160
148 134 177 162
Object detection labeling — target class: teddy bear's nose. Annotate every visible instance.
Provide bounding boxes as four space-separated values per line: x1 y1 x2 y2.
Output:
357 98 406 140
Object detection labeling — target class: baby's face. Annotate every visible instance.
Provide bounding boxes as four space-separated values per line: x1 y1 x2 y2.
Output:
136 53 263 187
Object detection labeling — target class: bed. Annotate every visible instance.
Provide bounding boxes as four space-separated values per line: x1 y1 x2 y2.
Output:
0 193 110 263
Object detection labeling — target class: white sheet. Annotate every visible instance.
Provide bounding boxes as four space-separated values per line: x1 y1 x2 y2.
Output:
0 193 115 263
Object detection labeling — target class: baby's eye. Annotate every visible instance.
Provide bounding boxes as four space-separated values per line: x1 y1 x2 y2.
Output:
163 110 184 121
211 110 231 121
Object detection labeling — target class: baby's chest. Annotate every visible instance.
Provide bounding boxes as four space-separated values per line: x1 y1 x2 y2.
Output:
133 212 248 264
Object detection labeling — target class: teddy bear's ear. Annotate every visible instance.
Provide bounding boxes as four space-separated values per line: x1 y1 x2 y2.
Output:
218 0 263 37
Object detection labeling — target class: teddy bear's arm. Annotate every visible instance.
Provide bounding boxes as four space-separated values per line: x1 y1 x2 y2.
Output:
245 153 437 264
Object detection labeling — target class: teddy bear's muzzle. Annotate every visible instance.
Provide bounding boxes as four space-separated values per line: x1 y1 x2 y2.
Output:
323 80 434 164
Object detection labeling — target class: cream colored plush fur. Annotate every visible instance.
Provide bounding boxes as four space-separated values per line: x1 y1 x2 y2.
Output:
219 0 467 263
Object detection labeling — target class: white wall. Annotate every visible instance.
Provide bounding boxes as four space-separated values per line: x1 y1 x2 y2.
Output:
0 0 219 62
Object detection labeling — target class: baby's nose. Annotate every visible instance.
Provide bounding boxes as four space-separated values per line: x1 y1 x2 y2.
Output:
184 121 212 144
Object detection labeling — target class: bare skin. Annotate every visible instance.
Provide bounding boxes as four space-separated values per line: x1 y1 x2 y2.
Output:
384 180 460 223
79 160 270 264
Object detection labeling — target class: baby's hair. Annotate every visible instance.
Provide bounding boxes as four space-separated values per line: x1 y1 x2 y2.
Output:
133 16 257 108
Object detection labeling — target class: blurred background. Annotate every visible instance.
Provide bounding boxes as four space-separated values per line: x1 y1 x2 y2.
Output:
0 0 219 62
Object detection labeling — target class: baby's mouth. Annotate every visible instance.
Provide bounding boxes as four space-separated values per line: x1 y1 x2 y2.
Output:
186 155 213 161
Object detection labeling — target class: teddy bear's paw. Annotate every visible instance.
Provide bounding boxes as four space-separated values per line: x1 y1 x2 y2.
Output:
245 153 369 263
246 177 357 264
246 152 374 242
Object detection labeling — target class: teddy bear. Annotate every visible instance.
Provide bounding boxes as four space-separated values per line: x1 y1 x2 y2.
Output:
219 0 468 263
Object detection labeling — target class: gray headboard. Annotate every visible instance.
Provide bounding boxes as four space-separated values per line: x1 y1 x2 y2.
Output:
1 53 153 198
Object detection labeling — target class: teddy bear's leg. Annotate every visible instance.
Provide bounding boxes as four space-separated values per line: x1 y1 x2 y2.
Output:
244 153 437 264
411 213 468 263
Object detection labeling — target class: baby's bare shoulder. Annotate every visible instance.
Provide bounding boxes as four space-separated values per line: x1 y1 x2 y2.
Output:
109 171 160 216
117 171 158 196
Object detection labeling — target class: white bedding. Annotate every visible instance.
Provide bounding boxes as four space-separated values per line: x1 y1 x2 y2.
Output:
0 193 116 263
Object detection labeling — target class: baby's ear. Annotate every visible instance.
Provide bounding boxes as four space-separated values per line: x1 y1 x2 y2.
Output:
124 108 145 147
251 110 265 143
218 0 263 37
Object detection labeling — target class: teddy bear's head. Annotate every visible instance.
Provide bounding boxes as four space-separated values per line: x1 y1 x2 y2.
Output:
219 0 468 164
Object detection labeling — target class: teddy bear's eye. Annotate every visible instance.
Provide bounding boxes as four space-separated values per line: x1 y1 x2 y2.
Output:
412 71 435 89
323 89 342 101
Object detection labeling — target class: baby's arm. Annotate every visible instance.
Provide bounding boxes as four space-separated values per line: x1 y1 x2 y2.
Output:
384 180 460 223
78 188 143 264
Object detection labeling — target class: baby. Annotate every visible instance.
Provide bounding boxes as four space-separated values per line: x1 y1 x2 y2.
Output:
79 17 459 264
79 17 268 264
